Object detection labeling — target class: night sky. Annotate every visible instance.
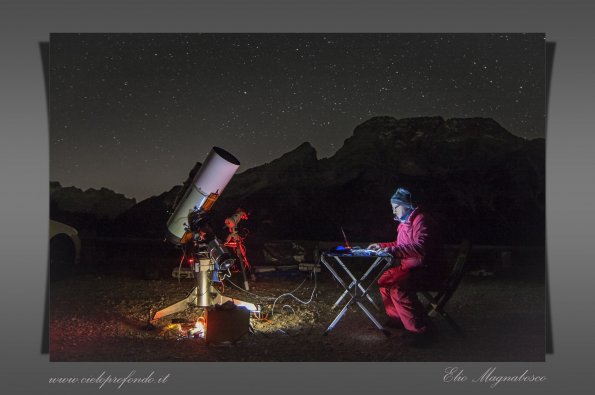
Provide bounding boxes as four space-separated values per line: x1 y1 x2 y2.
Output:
50 33 545 201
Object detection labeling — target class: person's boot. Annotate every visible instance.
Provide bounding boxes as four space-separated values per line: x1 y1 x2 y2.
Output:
384 318 406 330
401 328 433 348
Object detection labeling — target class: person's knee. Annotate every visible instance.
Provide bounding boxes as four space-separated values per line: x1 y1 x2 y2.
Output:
393 288 417 303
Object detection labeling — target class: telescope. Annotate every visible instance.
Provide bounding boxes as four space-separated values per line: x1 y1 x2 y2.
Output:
152 147 257 322
166 146 241 244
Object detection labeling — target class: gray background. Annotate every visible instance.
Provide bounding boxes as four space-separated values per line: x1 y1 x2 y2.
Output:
1 0 593 393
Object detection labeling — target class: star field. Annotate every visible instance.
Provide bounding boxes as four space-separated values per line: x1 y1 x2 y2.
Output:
50 33 545 200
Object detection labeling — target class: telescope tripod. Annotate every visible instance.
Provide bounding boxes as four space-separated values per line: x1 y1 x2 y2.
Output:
225 233 254 291
150 243 257 323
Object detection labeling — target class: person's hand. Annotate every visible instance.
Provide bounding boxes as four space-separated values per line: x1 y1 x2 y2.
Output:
381 247 394 258
367 243 381 250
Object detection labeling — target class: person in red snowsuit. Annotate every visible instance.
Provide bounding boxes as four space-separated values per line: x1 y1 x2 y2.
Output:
369 187 446 344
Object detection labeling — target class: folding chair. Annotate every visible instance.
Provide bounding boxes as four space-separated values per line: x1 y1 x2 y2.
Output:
418 240 471 337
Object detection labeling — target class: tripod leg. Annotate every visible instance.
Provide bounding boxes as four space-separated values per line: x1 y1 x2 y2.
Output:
238 242 256 282
237 246 250 291
151 287 197 322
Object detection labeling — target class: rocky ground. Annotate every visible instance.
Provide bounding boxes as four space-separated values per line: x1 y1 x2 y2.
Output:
49 263 545 362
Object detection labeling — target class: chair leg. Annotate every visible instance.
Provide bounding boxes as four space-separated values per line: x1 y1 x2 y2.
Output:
419 292 465 336
437 309 465 338
419 292 440 317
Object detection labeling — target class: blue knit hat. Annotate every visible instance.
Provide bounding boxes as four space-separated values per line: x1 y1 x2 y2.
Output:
390 187 413 207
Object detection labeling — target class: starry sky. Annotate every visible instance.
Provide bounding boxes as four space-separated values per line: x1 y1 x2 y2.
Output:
50 33 545 201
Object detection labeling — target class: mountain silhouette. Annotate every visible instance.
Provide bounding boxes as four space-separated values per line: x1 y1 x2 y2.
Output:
53 116 545 245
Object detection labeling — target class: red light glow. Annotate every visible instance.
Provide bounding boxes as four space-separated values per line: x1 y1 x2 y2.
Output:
189 317 206 338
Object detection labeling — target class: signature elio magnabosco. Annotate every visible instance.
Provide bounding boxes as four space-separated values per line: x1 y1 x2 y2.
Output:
443 367 547 388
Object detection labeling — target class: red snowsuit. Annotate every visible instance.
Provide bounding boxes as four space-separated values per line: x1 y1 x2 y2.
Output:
377 207 446 333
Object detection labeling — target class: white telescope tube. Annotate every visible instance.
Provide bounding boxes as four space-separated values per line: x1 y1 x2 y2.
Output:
166 147 240 244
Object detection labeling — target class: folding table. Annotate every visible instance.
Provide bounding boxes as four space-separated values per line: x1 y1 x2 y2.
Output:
320 251 393 336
